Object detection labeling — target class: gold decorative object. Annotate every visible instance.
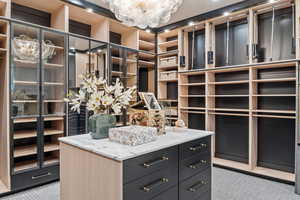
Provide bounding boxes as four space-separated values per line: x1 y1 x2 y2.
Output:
13 35 56 61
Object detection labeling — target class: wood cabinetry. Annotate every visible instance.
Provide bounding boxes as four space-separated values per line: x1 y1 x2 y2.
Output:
60 135 212 200
176 0 299 183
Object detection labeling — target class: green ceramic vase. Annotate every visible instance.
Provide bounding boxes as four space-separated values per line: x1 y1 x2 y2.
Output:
88 114 117 139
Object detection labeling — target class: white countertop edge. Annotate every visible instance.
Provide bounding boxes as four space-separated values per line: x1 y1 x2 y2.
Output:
59 127 214 161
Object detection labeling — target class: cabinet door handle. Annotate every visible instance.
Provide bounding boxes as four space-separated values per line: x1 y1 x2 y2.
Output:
189 160 207 169
143 156 169 168
32 172 52 180
142 178 169 192
189 143 207 151
188 180 207 192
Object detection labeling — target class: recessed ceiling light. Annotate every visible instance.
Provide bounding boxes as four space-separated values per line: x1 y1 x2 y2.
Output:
97 49 102 53
146 29 151 33
87 8 93 13
223 12 230 16
188 21 195 26
164 29 170 33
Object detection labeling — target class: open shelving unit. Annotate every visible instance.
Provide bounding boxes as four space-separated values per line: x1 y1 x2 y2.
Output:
158 29 180 125
176 0 299 182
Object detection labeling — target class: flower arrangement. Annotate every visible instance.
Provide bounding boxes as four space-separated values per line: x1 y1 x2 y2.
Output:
65 73 136 115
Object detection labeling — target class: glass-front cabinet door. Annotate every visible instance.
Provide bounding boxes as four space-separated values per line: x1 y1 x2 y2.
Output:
109 45 138 126
41 30 66 167
11 23 40 173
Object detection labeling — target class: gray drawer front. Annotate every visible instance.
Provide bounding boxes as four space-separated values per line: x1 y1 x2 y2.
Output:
124 166 178 200
124 146 179 184
180 152 211 181
180 137 211 160
193 190 211 200
152 186 179 200
179 168 211 200
12 165 59 191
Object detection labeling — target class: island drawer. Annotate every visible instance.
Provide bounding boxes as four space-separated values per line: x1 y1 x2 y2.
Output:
152 186 179 200
180 137 211 160
123 146 179 184
12 165 59 191
124 166 178 200
179 152 211 181
179 168 211 200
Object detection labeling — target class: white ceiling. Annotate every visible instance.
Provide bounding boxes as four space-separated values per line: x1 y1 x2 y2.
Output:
87 0 245 26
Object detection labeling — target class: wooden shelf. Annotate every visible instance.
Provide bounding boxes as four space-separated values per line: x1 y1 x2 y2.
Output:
14 59 64 68
139 51 155 59
14 160 37 172
112 56 136 64
14 145 37 158
44 157 59 166
158 50 178 57
13 100 38 103
44 143 59 152
208 108 249 112
179 83 205 86
209 112 249 117
181 107 206 110
253 114 296 119
14 129 63 140
181 110 206 114
14 118 37 124
158 99 178 102
253 94 296 97
213 157 295 182
180 95 205 98
208 80 249 85
252 109 296 114
208 95 249 97
158 40 178 48
44 82 64 86
159 79 178 82
139 60 155 67
14 81 38 85
158 64 178 70
139 40 155 51
166 117 178 120
44 116 64 121
253 77 296 83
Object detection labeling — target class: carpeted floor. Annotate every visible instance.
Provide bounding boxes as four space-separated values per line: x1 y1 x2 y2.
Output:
1 167 300 200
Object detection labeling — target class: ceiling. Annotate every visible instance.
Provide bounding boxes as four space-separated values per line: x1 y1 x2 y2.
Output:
86 0 245 26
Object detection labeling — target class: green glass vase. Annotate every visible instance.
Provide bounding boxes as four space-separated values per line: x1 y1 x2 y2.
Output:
88 114 117 139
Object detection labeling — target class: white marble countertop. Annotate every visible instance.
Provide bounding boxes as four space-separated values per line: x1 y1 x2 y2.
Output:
59 127 214 161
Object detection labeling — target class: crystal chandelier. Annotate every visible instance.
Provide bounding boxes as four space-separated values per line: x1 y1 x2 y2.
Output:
104 0 183 29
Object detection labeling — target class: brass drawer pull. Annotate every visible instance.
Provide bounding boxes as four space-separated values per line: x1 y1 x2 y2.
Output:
189 143 207 152
143 156 169 168
189 160 207 169
142 178 169 192
32 172 52 180
188 180 207 192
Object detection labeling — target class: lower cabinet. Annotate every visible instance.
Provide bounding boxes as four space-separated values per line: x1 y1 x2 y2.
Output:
123 136 212 200
11 165 59 191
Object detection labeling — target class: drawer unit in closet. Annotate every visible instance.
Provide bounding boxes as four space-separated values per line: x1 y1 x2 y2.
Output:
179 152 211 181
179 168 211 200
123 146 179 184
123 166 178 200
12 165 59 191
180 137 211 160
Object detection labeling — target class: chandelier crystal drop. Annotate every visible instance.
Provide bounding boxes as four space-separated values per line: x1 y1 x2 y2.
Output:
104 0 183 28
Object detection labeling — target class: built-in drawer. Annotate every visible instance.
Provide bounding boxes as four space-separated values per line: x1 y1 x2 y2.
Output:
192 190 211 200
179 168 211 200
124 166 178 200
151 186 179 200
180 137 211 160
180 152 211 181
124 146 178 184
11 165 59 191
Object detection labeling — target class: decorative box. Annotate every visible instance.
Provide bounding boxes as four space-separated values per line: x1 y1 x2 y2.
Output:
109 126 158 146
159 71 178 81
165 107 178 116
